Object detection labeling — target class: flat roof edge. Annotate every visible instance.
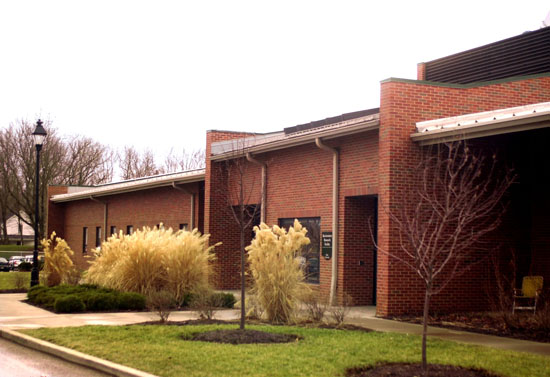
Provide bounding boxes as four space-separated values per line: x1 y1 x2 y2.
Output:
381 72 550 89
51 170 205 203
211 117 379 161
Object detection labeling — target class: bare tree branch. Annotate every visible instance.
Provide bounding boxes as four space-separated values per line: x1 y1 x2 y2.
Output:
373 140 515 371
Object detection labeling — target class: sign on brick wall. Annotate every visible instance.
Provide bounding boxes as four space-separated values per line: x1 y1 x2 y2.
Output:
322 232 332 260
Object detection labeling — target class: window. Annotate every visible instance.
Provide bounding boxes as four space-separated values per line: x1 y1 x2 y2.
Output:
95 227 101 248
179 223 188 230
110 226 117 236
278 217 320 284
82 227 88 254
127 225 133 235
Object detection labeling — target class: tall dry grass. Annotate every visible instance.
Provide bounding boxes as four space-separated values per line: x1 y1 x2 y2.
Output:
41 232 77 286
86 226 219 303
246 220 311 323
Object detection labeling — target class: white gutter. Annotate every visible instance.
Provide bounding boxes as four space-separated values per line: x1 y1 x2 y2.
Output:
211 117 379 161
51 170 205 203
315 137 339 306
246 153 266 223
172 182 195 230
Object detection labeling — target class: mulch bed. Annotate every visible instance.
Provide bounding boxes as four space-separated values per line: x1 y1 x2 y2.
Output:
187 329 301 344
389 312 550 343
347 363 502 377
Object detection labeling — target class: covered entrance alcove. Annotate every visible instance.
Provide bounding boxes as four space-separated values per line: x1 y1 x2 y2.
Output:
342 195 378 305
413 102 550 303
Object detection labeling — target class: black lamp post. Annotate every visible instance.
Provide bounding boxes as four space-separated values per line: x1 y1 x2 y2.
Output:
30 120 47 287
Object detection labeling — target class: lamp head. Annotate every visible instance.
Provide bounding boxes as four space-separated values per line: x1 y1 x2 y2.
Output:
32 119 47 146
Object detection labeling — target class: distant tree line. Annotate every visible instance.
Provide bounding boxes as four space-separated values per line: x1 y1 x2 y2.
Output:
0 119 204 244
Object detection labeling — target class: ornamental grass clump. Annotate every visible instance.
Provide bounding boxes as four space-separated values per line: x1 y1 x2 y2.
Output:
41 232 77 287
246 220 311 323
86 226 218 303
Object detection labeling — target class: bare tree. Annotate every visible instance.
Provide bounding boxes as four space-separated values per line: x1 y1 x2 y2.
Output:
163 148 205 173
0 119 114 240
62 136 114 185
0 120 65 239
118 146 159 180
375 141 514 373
217 142 264 330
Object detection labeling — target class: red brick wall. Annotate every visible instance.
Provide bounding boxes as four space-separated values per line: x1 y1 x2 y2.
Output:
206 129 380 299
205 131 259 288
377 74 550 316
50 183 201 270
47 186 69 239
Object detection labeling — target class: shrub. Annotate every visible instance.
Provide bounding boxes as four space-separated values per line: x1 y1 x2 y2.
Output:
329 293 353 327
147 290 177 323
246 220 311 323
190 288 220 320
211 292 237 308
54 295 85 313
303 291 328 322
86 226 219 303
27 284 146 313
18 262 32 272
118 292 146 311
180 292 195 307
27 285 48 302
41 232 76 287
85 292 119 311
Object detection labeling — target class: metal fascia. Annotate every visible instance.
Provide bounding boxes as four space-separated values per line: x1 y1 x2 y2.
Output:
411 114 550 145
51 174 205 203
210 118 379 161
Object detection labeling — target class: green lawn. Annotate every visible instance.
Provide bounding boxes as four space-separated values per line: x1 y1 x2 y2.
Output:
22 325 549 377
0 271 30 291
0 245 34 252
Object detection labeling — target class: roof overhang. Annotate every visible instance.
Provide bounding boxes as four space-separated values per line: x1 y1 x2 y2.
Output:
411 101 550 145
51 169 205 203
211 114 379 161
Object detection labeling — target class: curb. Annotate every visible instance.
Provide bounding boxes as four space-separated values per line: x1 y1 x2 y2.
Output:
0 328 159 377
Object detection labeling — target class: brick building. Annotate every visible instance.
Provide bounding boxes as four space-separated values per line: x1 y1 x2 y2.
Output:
48 170 204 269
48 27 550 315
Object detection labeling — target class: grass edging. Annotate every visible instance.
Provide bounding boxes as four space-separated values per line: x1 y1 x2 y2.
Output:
0 328 158 377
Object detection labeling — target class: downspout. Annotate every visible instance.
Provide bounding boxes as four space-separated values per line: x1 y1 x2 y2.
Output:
89 196 107 242
246 152 266 223
172 182 195 230
315 137 339 306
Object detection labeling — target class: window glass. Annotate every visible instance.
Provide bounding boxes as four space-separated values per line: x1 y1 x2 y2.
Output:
127 225 133 235
82 227 88 254
110 226 116 236
95 227 101 247
179 223 188 230
278 217 320 284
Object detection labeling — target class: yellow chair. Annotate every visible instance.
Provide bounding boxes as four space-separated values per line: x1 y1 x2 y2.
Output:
512 276 543 314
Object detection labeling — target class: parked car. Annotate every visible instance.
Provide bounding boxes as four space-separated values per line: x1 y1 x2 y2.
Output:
0 257 9 272
8 256 24 270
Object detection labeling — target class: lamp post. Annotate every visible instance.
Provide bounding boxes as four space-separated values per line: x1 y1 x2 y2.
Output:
30 120 47 287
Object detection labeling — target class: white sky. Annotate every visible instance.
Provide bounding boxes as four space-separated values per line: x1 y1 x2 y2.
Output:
1 1 549 161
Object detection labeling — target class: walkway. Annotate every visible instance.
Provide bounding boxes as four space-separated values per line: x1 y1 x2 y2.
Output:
1 293 549 358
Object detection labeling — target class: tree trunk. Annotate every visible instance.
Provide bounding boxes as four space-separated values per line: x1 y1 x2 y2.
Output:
422 285 432 375
240 220 246 330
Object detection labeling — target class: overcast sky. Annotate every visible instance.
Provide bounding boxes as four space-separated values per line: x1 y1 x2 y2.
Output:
1 1 548 162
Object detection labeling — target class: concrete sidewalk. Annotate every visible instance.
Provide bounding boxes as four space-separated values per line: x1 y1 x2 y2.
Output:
1 293 549 357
